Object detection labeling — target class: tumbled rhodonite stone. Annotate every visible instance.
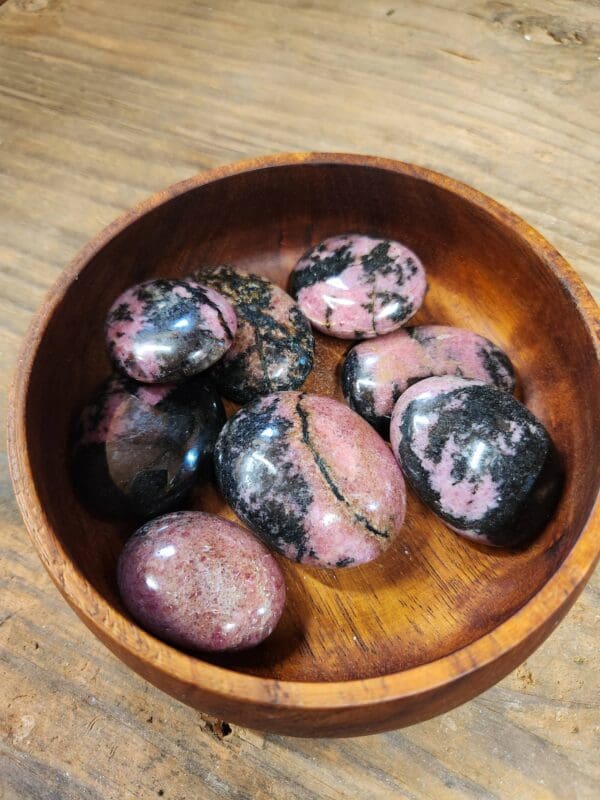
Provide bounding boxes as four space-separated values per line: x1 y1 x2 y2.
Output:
290 233 427 339
342 325 515 437
72 374 225 518
117 511 286 652
193 265 314 403
214 392 406 568
106 278 237 383
390 376 562 547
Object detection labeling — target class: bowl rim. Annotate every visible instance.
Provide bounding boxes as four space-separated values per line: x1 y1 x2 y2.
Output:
8 151 600 714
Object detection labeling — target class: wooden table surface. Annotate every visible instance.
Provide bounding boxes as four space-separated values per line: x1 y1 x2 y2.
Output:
1 1 598 798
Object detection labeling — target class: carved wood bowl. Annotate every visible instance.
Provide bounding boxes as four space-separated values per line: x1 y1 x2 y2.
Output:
8 153 600 737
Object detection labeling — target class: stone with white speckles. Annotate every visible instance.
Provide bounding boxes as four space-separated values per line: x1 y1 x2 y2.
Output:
193 265 314 403
117 511 286 652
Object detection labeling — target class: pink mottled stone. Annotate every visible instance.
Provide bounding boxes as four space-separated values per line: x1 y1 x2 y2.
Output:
106 278 237 383
290 233 427 339
117 511 286 652
342 325 515 436
214 392 407 568
390 376 561 548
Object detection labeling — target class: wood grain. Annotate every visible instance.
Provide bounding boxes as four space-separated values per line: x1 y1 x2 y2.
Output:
1 0 599 797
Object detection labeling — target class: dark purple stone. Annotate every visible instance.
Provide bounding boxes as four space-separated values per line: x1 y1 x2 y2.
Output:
117 511 286 652
72 374 225 519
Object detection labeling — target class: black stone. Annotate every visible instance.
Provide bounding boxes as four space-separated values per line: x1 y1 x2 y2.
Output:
195 266 314 404
72 373 226 520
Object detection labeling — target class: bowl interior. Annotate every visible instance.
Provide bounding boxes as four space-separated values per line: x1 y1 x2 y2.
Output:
25 161 599 682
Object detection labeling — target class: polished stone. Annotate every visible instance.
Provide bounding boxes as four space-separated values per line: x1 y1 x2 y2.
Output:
342 325 515 437
194 265 314 403
106 278 237 383
72 374 225 519
290 233 427 339
117 511 286 652
214 391 406 568
390 376 562 547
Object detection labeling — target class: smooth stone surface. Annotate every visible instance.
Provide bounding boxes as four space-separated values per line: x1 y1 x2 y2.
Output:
390 376 562 547
72 374 225 519
342 325 516 437
290 233 427 339
214 391 406 568
117 511 286 652
193 265 314 403
106 278 237 383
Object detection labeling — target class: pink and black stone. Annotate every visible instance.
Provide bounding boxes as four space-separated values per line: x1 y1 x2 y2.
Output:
343 325 516 437
390 376 562 548
72 374 226 519
117 511 286 652
193 265 314 403
105 278 237 383
290 233 427 339
214 392 406 568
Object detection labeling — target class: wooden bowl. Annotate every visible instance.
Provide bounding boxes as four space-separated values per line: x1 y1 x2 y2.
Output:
8 153 600 737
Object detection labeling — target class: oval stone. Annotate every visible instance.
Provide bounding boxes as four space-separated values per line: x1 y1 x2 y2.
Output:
390 376 562 547
214 392 406 568
106 278 237 383
72 374 225 519
342 325 515 437
117 511 286 652
193 265 314 403
290 233 427 339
